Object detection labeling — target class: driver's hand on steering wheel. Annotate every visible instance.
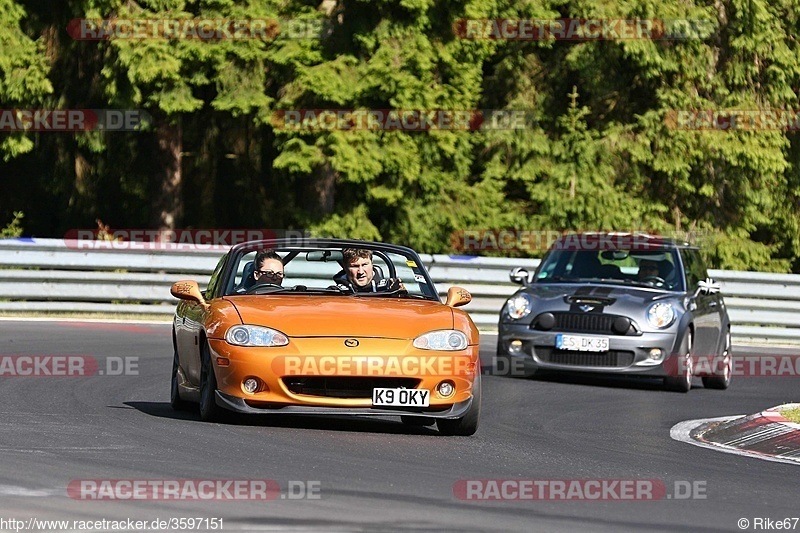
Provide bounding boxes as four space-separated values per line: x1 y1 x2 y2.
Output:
384 277 405 292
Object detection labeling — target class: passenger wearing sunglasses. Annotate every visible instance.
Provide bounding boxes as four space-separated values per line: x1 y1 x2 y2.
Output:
252 249 285 286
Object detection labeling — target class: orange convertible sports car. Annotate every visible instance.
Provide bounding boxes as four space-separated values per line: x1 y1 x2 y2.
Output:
170 238 481 435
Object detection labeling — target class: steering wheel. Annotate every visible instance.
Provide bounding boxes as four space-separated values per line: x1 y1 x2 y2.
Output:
640 275 666 287
245 283 282 294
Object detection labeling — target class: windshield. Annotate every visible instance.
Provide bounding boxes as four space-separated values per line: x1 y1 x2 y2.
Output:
534 248 685 291
221 244 439 300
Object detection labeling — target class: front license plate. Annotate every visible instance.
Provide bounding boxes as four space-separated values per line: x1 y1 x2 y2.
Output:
556 334 609 352
372 388 430 407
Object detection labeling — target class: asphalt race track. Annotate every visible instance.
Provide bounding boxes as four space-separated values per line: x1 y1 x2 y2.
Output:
0 319 797 532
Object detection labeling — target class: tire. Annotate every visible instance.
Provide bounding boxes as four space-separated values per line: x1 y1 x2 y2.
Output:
702 328 732 390
199 340 223 422
664 331 693 393
401 416 435 426
170 344 192 411
436 373 481 436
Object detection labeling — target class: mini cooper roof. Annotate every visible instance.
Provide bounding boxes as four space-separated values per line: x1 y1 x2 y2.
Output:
548 232 700 250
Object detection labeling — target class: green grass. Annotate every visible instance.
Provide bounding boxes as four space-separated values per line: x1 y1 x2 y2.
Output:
780 407 800 424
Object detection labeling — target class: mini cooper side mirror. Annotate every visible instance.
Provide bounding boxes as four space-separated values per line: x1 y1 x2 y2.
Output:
509 267 529 285
445 286 472 308
170 280 210 309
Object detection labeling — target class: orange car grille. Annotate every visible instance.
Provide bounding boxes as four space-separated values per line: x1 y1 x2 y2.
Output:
283 377 421 399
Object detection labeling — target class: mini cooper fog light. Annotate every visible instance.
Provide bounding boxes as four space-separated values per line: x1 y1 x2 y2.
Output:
647 348 664 361
437 381 455 398
508 340 523 355
243 378 260 394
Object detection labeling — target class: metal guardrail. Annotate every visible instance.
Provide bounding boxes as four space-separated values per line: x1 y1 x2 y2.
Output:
1 238 799 343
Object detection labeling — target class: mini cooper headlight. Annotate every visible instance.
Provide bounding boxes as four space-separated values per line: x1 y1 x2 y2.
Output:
226 325 289 347
646 302 676 329
505 293 533 320
413 330 468 351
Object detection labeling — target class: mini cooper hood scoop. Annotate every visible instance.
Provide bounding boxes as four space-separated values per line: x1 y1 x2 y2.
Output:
227 295 454 338
531 283 675 307
565 294 616 306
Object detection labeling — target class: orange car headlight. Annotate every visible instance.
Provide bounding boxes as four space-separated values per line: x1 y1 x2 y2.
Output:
226 325 289 347
413 330 468 351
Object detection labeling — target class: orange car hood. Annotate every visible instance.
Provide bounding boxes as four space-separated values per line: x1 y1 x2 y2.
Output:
225 295 454 338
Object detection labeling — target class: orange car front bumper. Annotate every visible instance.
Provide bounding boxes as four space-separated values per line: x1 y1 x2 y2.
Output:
207 337 480 416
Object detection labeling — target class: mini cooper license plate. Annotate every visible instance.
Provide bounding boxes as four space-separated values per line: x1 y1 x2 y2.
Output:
372 388 430 407
556 334 610 352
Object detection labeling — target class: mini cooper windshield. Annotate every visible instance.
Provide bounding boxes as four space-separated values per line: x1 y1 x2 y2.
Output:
535 248 686 292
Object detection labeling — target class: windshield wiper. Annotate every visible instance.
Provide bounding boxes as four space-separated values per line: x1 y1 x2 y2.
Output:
539 276 615 283
537 276 575 282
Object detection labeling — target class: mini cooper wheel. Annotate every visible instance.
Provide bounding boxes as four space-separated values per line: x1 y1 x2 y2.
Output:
664 332 693 393
199 340 223 422
436 373 481 436
170 342 192 411
702 328 732 390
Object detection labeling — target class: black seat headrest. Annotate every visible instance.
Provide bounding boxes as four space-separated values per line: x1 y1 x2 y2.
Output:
237 261 256 291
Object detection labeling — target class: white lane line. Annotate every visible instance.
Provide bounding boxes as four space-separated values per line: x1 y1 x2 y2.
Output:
670 417 800 466
0 484 59 497
0 317 171 325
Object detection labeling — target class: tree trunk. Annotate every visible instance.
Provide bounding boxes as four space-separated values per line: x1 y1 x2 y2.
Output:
152 120 183 230
315 161 336 215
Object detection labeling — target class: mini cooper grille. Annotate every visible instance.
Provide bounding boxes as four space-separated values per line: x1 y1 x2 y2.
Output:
534 346 635 367
533 312 631 335
282 377 421 398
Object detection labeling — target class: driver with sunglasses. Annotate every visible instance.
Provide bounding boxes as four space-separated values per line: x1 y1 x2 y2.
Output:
252 249 285 286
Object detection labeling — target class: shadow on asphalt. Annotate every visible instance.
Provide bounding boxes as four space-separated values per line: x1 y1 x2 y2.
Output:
123 401 442 435
481 364 717 393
